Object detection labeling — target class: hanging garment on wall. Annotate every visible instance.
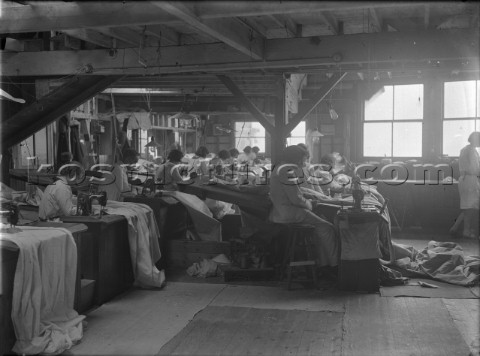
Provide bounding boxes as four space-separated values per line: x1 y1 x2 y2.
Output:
70 124 84 166
56 116 70 168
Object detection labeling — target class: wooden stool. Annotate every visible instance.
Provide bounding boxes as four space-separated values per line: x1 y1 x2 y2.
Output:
282 223 318 290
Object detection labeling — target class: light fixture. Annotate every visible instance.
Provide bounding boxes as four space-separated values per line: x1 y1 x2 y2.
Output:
328 100 338 121
145 136 161 148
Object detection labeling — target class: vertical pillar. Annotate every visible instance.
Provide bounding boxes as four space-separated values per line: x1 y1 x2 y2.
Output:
271 79 287 164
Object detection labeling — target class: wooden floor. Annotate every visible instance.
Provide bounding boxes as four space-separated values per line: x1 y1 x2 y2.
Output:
66 234 480 356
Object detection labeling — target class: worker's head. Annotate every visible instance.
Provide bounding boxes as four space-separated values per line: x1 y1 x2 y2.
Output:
252 146 260 154
282 145 309 167
217 149 231 161
123 149 139 165
195 146 209 158
297 143 310 160
168 149 184 163
243 146 252 154
229 148 239 158
468 131 480 147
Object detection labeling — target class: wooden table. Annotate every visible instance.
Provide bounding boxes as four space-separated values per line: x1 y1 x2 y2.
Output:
61 215 133 306
177 180 272 219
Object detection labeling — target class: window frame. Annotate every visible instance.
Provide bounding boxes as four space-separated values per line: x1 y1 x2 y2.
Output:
442 79 480 158
234 121 267 152
362 83 424 159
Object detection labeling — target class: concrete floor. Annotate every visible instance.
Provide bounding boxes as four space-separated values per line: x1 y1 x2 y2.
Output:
66 232 479 356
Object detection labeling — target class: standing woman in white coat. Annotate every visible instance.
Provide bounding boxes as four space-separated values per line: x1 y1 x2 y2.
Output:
456 131 480 239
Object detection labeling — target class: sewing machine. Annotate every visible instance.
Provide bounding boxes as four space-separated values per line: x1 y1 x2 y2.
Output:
351 176 365 212
76 191 107 217
0 203 19 227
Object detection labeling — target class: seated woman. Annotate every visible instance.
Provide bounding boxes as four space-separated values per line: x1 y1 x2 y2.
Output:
39 166 78 221
269 145 338 268
210 149 232 176
191 146 210 176
155 149 187 191
97 148 138 201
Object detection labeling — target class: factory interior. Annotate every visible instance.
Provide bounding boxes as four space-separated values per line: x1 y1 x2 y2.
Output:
1 1 479 355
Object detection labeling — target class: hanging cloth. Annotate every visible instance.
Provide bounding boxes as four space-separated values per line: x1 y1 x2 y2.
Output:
56 116 70 169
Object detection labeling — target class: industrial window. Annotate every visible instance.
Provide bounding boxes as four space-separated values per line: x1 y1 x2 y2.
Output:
442 80 480 157
286 121 306 146
235 122 266 152
15 125 54 168
363 84 423 158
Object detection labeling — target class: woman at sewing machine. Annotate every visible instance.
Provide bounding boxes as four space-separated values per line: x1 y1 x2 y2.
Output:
155 149 187 191
38 165 78 221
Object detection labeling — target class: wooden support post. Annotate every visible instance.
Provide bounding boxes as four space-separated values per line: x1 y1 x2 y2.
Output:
271 79 287 165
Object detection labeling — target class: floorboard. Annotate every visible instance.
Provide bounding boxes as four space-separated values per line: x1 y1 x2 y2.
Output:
66 283 226 356
442 298 480 355
157 306 344 356
343 295 471 356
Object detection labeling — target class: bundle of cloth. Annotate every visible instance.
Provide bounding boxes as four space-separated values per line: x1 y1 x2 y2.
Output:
0 226 85 355
101 201 166 288
392 241 480 286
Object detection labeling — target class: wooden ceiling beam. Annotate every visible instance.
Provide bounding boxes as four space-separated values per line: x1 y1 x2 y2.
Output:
368 8 384 32
217 75 275 133
1 1 437 34
424 4 431 30
134 25 179 46
269 15 297 37
195 1 434 18
318 12 339 35
62 29 123 49
2 75 123 148
150 1 264 60
95 28 142 47
3 29 478 76
284 72 347 134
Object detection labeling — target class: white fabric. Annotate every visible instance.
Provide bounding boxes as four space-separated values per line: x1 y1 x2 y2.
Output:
38 177 75 220
0 226 84 355
163 191 222 241
458 144 480 209
97 164 131 201
102 201 165 288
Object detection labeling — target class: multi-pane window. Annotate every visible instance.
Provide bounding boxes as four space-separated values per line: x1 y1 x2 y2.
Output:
286 121 306 146
363 84 423 157
235 122 266 152
442 80 480 157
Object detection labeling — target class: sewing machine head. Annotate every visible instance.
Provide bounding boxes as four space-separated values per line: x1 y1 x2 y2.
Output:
0 202 19 227
351 175 365 211
76 191 107 216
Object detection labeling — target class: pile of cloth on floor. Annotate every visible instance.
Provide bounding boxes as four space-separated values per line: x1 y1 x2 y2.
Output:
390 241 480 286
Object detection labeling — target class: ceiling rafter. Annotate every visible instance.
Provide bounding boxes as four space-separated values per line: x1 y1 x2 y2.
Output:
368 8 384 32
4 29 477 76
62 29 124 49
318 11 339 35
150 1 264 60
269 14 297 37
424 4 431 30
134 24 179 46
95 27 143 47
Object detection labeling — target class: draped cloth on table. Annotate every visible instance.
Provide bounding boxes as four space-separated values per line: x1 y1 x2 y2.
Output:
103 201 165 288
162 191 222 242
0 226 84 355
